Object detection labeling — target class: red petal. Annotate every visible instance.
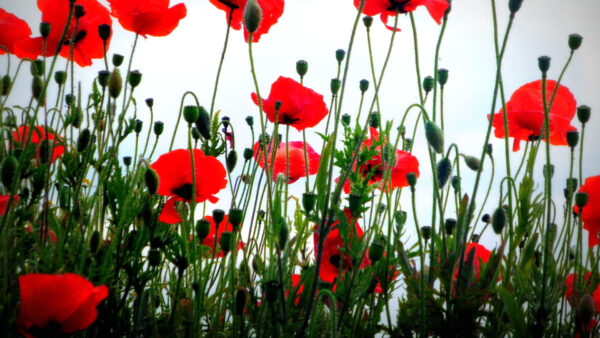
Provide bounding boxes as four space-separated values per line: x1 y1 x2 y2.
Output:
159 197 183 224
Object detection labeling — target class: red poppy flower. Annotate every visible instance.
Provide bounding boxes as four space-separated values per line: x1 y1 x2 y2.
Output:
13 126 64 164
565 272 594 306
490 80 577 152
0 195 18 216
574 176 600 247
108 0 186 38
251 76 329 131
151 149 227 224
0 9 36 59
209 0 284 43
314 209 370 283
354 0 449 31
253 140 320 183
199 215 243 257
15 0 112 67
18 273 108 335
453 243 492 282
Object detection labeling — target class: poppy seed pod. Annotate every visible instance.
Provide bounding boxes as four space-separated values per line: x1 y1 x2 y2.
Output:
31 60 44 77
196 219 211 240
97 70 110 88
2 75 11 96
437 68 449 86
395 210 407 228
243 148 254 161
349 192 362 217
226 151 237 172
77 129 91 152
341 114 351 126
368 242 384 263
40 22 51 38
568 33 583 51
229 208 243 229
183 105 200 125
508 0 523 15
359 79 369 93
145 168 159 195
423 76 434 93
134 119 143 134
578 293 596 325
32 76 43 100
425 121 444 154
406 172 417 187
464 155 480 171
420 226 432 241
492 207 507 234
145 98 154 108
245 115 254 127
335 49 346 63
220 232 233 253
363 16 373 28
123 156 132 166
302 192 316 213
212 209 225 227
566 178 578 194
194 106 211 139
543 164 554 179
153 121 164 136
148 248 161 267
1 155 18 190
445 218 456 235
108 69 122 98
577 105 591 124
112 54 124 67
243 0 262 34
296 60 308 77
74 4 85 19
369 112 380 128
98 23 111 41
128 70 142 88
331 78 341 95
54 71 66 85
575 192 589 209
436 157 452 188
537 56 551 74
566 130 579 148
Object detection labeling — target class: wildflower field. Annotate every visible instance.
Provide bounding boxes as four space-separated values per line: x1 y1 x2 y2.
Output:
1 0 600 336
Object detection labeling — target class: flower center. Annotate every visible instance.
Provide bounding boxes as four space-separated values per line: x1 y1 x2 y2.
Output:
281 114 300 125
173 183 193 201
329 254 341 268
217 0 240 9
387 0 412 13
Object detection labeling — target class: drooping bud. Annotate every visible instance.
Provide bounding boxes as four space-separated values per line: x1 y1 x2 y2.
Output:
568 33 583 51
445 218 456 235
183 105 200 125
196 219 211 240
1 75 10 96
112 54 124 67
577 105 591 124
213 209 225 227
97 70 110 87
153 121 164 136
335 49 346 63
128 70 142 88
194 106 211 139
40 22 51 38
302 192 316 213
425 121 444 154
330 78 341 95
227 151 237 172
296 60 308 77
191 127 201 140
463 155 480 171
423 76 434 93
492 207 507 234
54 71 66 85
575 192 589 209
436 157 452 188
566 131 579 148
451 175 460 191
363 16 373 28
537 56 551 74
77 128 91 152
359 79 369 93
437 68 449 86
145 168 159 195
98 24 111 41
243 0 262 34
420 226 432 241
1 155 18 189
108 69 122 98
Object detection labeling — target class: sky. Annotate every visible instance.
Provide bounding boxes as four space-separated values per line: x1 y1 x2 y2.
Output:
1 0 600 248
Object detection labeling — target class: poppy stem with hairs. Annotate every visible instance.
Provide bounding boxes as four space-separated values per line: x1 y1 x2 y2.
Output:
210 7 234 121
365 22 381 113
431 14 448 123
121 34 139 114
409 13 424 105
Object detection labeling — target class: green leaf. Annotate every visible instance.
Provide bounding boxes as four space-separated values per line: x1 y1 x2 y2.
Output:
498 288 528 337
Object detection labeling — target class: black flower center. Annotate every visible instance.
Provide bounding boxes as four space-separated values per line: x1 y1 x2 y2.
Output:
281 114 300 125
329 254 341 268
218 0 240 9
173 183 193 201
387 0 412 13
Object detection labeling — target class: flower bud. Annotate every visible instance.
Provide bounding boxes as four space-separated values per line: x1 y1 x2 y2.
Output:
492 207 507 234
341 113 351 126
420 226 432 241
1 155 18 189
97 70 110 88
369 112 380 128
368 242 384 263
213 209 225 227
437 68 449 86
183 105 200 125
112 54 124 67
359 79 369 93
578 293 596 325
98 23 111 41
335 49 346 63
463 155 480 171
278 220 288 249
134 119 143 134
575 192 589 209
445 218 456 235
74 4 85 19
77 128 91 152
227 150 237 172
1 75 10 96
240 148 253 162
145 168 159 195
423 76 434 93
349 192 362 217
566 178 578 195
229 208 243 230
40 22 51 38
220 232 233 253
128 70 142 88
153 121 164 136
145 98 154 108
577 105 591 124
302 192 316 213
148 248 161 267
406 172 417 187
425 121 444 154
123 156 132 166
330 78 341 95
566 130 579 148
274 100 282 112
508 0 523 15
486 143 493 156
196 219 211 240
245 115 254 127
32 76 44 100
243 0 262 34
30 60 44 76
363 16 373 28
54 71 66 85
108 69 122 98
296 60 308 77
568 33 583 51
403 138 413 151
194 106 211 139
394 210 407 230
538 56 551 74
451 175 460 191
436 157 452 188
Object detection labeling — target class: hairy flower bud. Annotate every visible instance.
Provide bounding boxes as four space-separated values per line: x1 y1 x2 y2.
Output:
436 157 452 188
577 105 591 124
32 76 44 101
145 168 159 195
341 113 351 126
368 242 384 263
243 0 262 34
492 207 507 234
77 128 91 152
30 60 44 76
108 69 122 99
194 106 211 139
464 155 480 171
1 155 18 190
153 121 164 136
568 33 583 51
423 76 434 93
302 192 316 213
425 121 444 154
437 68 449 86
349 192 362 217
220 232 233 253
227 151 237 172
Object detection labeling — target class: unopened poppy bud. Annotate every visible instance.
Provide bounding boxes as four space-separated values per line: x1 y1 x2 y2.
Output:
108 69 122 98
77 128 91 152
568 33 583 51
196 219 211 240
537 56 551 74
1 155 18 189
213 209 225 227
1 75 10 96
508 0 523 15
148 248 161 267
296 60 308 77
566 131 579 148
543 164 554 179
452 175 461 191
425 121 444 154
349 192 362 217
134 119 143 134
445 218 456 235
369 242 384 262
74 4 85 18
363 16 373 28
145 98 154 108
220 232 233 253
492 207 507 234
335 49 346 63
54 71 66 85
302 192 316 213
245 115 254 127
423 76 434 93
183 105 200 125
341 114 351 126
40 22 51 38
194 106 211 139
243 0 262 34
235 289 247 316
145 168 159 195
123 156 132 166
227 151 237 172
153 121 164 136
278 221 288 249
463 155 480 171
369 112 380 128
98 70 110 87
359 79 369 93
128 70 142 88
243 148 254 161
575 192 589 209
98 23 111 41
112 54 124 67
420 226 432 241
30 60 44 76
579 293 596 325
436 157 452 188
577 105 591 124
486 143 493 156
437 68 449 86
90 230 100 253
331 78 341 95
406 172 417 187
32 76 43 100
229 208 243 229
403 138 413 151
